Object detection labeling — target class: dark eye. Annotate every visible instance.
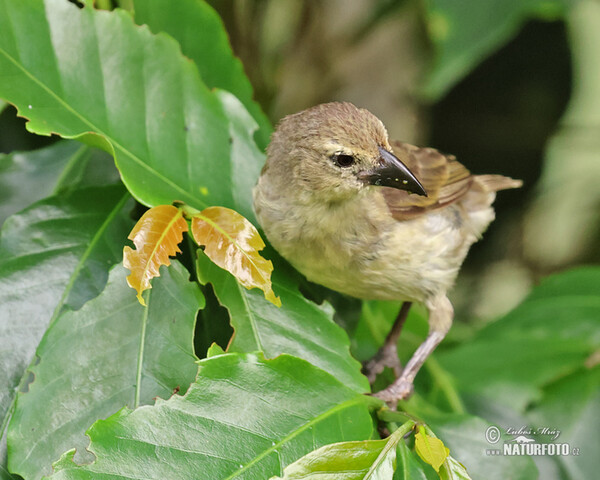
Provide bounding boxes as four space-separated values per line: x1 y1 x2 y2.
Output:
333 153 356 168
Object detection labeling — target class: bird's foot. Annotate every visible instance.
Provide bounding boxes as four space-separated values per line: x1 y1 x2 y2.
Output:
373 379 414 409
362 343 402 384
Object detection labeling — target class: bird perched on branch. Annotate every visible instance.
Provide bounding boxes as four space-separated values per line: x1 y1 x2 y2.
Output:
253 102 521 404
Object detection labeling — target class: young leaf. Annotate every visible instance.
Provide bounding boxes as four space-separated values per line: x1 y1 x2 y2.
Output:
123 205 188 305
415 426 449 473
46 353 374 479
6 263 202 480
271 420 416 480
191 206 280 306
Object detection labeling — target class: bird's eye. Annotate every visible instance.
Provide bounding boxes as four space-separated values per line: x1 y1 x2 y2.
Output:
333 153 356 168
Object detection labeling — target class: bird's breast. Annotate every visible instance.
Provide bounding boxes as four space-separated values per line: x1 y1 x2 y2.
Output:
254 186 483 303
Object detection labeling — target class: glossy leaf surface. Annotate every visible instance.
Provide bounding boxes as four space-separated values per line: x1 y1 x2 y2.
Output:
197 250 370 393
47 353 375 479
395 442 428 480
402 402 537 480
2 142 70 224
7 262 202 479
0 140 120 227
0 0 264 213
528 366 599 480
439 456 471 480
192 206 280 306
438 267 600 411
415 427 449 473
272 422 415 480
0 185 133 438
123 205 188 305
131 0 272 150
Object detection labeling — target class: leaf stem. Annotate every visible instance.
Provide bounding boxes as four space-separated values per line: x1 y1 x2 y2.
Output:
177 202 201 219
390 419 417 439
377 407 419 425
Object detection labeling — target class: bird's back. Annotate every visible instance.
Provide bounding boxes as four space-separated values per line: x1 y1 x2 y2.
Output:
382 141 522 224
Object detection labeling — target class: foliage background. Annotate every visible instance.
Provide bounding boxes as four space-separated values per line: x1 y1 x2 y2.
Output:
0 0 598 479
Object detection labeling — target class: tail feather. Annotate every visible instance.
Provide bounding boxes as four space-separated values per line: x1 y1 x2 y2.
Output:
475 174 523 192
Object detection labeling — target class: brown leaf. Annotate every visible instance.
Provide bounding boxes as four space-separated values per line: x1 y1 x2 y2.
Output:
123 205 188 305
191 206 281 307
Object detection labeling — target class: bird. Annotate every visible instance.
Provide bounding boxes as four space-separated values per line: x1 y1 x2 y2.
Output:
253 102 521 404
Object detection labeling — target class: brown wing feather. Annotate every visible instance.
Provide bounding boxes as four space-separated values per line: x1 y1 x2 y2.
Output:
383 141 521 221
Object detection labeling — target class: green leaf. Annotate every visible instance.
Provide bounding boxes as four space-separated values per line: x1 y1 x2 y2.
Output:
402 402 538 480
415 426 449 473
216 89 266 224
422 0 567 99
131 0 272 150
351 300 402 362
395 442 428 480
0 466 17 480
428 416 536 480
528 366 600 480
0 141 119 227
0 185 133 442
526 266 600 300
272 421 416 480
438 455 471 480
350 300 428 363
197 249 370 393
437 267 600 410
7 262 202 479
0 141 76 226
46 353 375 479
206 342 226 358
0 0 264 214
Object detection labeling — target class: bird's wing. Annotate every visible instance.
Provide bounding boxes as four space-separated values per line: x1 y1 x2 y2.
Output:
383 141 521 221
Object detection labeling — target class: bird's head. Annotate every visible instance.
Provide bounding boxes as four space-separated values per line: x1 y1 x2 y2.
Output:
264 102 426 203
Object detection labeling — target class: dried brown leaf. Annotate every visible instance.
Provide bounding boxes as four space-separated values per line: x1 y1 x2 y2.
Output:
123 205 188 305
191 206 280 307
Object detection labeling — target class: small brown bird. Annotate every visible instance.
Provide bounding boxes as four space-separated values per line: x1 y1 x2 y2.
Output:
253 102 521 403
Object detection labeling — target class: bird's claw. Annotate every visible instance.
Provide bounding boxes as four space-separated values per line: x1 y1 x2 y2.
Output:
363 344 402 383
373 379 414 409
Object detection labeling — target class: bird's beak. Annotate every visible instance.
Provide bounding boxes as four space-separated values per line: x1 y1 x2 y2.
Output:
359 146 427 196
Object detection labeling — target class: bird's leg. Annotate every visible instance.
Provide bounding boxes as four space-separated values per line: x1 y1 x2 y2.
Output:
363 302 412 383
374 295 453 406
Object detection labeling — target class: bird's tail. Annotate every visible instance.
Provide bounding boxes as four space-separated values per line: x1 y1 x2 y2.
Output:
475 174 523 192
